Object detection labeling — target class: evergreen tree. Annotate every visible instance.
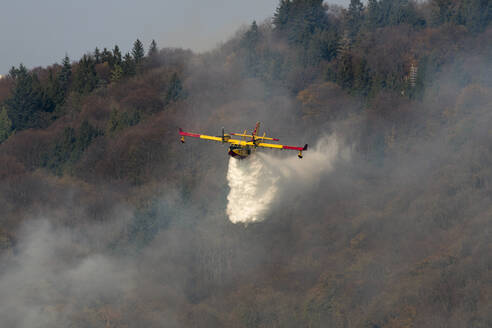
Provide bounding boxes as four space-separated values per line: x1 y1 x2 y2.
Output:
72 120 99 161
111 64 123 83
113 45 122 66
273 0 293 32
94 47 101 63
106 108 120 135
241 21 260 76
59 55 72 88
132 39 145 64
51 55 72 109
0 106 12 143
460 0 492 32
242 21 260 50
47 126 76 175
273 0 329 46
122 53 136 76
165 73 184 104
101 48 113 64
106 108 140 135
33 72 56 113
73 55 99 94
5 64 42 130
367 0 382 28
304 28 339 66
346 0 364 39
148 39 158 57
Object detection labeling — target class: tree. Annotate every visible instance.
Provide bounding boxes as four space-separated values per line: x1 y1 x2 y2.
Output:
148 40 158 57
346 0 364 39
165 73 184 104
459 0 492 33
273 0 330 46
241 21 260 76
59 55 72 90
111 64 123 83
94 47 101 63
0 106 12 143
5 64 42 130
101 48 113 64
72 120 99 161
122 53 136 76
367 0 382 28
146 40 160 69
304 28 339 66
430 0 457 26
49 54 72 110
73 55 98 94
273 0 293 32
106 108 141 135
47 126 76 175
132 39 145 65
376 0 417 26
113 45 122 66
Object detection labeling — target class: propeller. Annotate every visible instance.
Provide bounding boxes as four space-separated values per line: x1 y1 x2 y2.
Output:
216 127 229 142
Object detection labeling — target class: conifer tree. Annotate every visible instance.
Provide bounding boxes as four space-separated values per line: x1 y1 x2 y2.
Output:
101 48 113 64
273 0 329 45
94 47 101 63
132 39 145 64
122 53 136 76
73 55 98 94
346 0 364 39
367 0 381 28
165 73 184 104
59 55 72 87
52 55 72 108
72 120 99 161
5 64 41 130
0 106 12 143
106 108 120 135
148 40 158 57
273 0 293 32
111 64 123 83
242 21 260 76
113 45 122 66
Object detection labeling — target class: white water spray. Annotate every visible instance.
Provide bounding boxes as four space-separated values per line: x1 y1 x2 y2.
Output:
226 155 278 224
226 135 347 224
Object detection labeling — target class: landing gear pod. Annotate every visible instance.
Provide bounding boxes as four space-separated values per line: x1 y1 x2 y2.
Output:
297 144 308 159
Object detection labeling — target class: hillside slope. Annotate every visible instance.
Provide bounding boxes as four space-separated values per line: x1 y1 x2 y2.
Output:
0 0 491 327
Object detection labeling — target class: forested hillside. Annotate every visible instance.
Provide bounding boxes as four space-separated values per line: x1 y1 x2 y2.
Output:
0 0 491 327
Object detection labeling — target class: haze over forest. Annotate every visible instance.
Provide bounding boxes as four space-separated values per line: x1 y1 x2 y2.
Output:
0 0 491 327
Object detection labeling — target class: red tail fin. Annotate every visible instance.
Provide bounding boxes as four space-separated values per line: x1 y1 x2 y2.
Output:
252 122 260 137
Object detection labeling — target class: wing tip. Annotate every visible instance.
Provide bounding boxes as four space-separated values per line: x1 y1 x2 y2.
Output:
303 144 308 151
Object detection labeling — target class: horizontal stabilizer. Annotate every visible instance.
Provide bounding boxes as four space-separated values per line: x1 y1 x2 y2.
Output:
230 133 279 141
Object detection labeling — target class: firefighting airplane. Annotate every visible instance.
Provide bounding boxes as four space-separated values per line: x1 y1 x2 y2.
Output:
179 122 308 159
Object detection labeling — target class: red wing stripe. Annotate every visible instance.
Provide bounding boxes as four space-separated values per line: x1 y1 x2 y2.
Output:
180 131 201 138
282 145 304 151
272 138 280 141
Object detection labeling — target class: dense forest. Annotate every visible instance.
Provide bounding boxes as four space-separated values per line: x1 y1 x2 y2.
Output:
0 0 491 327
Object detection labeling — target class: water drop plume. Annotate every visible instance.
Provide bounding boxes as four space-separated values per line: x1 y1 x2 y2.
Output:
226 135 346 224
226 155 278 224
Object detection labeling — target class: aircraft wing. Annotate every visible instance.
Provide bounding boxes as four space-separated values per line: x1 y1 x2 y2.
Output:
257 142 308 151
179 128 223 142
179 128 247 144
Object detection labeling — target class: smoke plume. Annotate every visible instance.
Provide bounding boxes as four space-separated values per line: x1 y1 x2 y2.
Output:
226 135 348 224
